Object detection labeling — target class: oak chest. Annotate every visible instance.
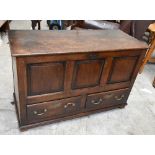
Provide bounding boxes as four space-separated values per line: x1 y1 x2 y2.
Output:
8 30 148 130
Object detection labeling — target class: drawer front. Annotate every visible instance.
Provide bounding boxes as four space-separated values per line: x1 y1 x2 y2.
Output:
86 89 129 109
27 96 84 123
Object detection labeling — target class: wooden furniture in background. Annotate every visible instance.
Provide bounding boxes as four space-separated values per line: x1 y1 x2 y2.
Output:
153 77 155 88
139 23 155 73
70 20 132 35
148 23 155 63
8 30 147 130
70 20 155 40
31 20 41 30
0 20 10 32
31 20 71 30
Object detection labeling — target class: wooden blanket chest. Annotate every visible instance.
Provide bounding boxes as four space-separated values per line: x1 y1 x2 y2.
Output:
8 30 148 130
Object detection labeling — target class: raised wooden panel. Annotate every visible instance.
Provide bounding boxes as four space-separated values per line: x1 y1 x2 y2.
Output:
27 62 65 96
72 59 104 89
108 56 138 84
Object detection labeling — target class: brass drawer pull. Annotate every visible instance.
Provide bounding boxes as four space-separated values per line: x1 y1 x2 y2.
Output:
64 102 75 108
104 93 113 99
91 98 103 105
115 95 125 101
33 109 47 116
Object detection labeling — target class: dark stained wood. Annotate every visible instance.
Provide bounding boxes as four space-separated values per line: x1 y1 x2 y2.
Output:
27 96 84 123
0 20 10 32
86 88 129 110
100 57 113 86
108 56 138 84
27 62 65 96
72 59 104 89
20 102 127 131
22 50 144 63
9 30 148 130
15 58 27 125
27 81 131 105
8 30 148 57
64 61 75 91
153 77 155 88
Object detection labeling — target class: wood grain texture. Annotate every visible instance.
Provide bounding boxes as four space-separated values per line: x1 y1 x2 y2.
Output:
8 30 148 57
86 88 129 110
9 30 148 130
108 56 138 84
27 96 84 123
27 62 65 96
72 59 104 89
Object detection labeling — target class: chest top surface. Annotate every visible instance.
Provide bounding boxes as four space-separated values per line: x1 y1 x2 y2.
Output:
8 30 148 57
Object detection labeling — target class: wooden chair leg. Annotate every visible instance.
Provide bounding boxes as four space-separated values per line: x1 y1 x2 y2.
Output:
148 57 155 63
139 34 155 73
153 77 155 88
38 22 41 30
139 48 151 73
31 20 41 30
31 20 36 30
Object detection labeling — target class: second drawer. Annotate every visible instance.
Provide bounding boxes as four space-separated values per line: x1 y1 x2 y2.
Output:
86 89 130 109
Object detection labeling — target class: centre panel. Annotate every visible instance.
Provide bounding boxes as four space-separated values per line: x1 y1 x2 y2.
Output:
72 59 105 89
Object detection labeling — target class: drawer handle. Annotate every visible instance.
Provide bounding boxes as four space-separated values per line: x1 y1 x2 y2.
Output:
115 95 125 101
104 94 113 99
91 98 103 105
64 102 75 108
33 109 47 116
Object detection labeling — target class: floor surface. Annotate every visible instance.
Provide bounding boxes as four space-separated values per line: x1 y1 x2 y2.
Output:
0 20 155 134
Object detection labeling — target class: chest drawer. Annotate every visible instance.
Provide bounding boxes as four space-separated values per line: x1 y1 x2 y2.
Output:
27 96 84 123
86 89 129 110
